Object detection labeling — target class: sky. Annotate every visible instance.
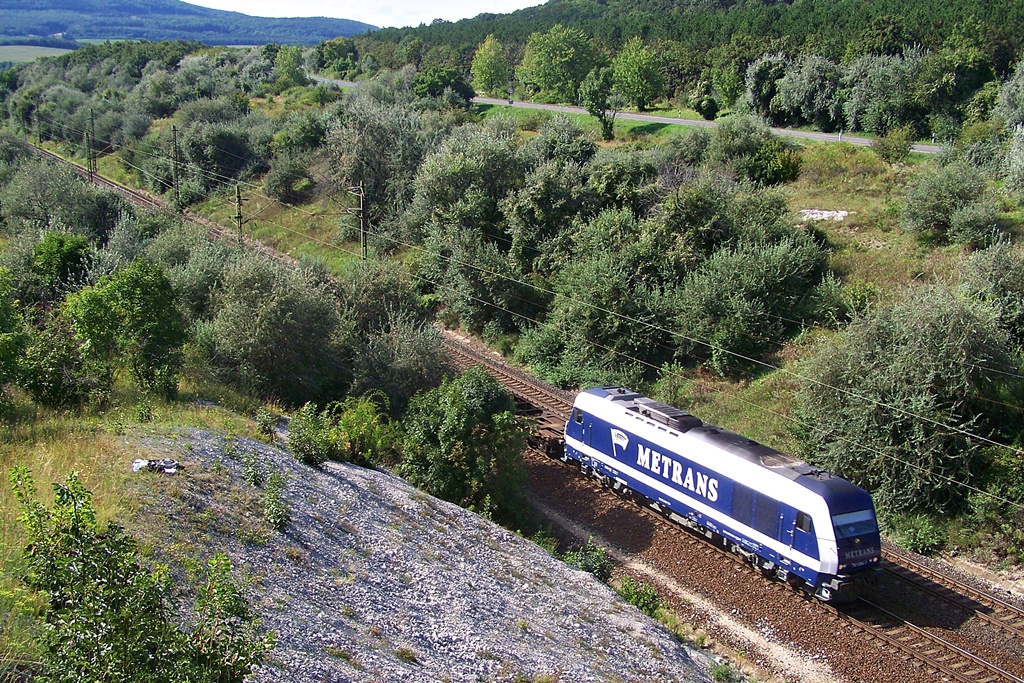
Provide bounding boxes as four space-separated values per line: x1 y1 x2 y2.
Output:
182 0 544 30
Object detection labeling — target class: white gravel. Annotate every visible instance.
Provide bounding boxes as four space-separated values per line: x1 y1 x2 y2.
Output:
132 430 714 683
799 209 850 222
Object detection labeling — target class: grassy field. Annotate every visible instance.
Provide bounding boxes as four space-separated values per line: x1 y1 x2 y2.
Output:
0 46 73 63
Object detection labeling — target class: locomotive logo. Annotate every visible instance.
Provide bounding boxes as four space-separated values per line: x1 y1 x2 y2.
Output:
610 429 630 454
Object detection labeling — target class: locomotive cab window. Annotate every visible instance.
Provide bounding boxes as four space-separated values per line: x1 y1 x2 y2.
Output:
573 408 583 424
795 511 812 533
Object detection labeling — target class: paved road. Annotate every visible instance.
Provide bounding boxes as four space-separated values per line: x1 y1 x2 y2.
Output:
311 76 942 155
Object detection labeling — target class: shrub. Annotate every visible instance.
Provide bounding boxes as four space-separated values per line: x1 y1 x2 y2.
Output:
562 536 613 582
401 367 528 526
871 124 914 164
618 576 661 616
9 468 273 682
795 284 1023 513
288 402 336 467
19 315 111 408
957 241 1024 348
901 162 1001 246
263 472 289 530
262 154 313 204
1004 125 1024 200
64 259 187 398
886 513 947 555
242 450 266 488
209 255 349 406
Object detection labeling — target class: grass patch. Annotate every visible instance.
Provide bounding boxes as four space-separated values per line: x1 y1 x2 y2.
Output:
0 46 73 63
192 188 361 271
0 365 270 663
476 103 692 145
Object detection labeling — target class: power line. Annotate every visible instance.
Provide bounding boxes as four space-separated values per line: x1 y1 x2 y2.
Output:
25 125 1024 454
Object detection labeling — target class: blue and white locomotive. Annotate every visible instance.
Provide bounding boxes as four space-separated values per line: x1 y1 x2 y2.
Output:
562 386 881 601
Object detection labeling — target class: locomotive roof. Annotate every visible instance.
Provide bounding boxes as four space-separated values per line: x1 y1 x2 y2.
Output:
582 386 873 514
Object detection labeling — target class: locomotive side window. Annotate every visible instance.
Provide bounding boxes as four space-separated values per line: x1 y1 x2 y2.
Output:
573 408 583 424
731 483 756 526
795 511 812 534
753 493 780 538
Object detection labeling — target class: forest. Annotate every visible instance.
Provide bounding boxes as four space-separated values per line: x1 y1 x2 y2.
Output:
329 0 1023 143
0 0 375 46
0 32 1023 674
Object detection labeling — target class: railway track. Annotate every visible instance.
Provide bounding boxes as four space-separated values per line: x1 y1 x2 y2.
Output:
439 332 1024 683
29 144 293 266
31 136 1024 683
882 546 1024 642
835 598 1023 683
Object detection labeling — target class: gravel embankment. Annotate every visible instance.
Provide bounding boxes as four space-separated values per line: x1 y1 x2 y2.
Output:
128 429 715 683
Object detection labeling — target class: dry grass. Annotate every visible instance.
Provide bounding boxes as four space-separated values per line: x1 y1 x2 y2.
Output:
0 367 268 664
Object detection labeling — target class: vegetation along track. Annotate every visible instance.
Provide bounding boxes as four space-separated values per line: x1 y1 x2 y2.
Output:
29 144 293 266
439 332 1024 682
34 137 1024 683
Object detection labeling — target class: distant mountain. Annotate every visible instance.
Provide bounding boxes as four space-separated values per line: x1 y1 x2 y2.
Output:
0 0 376 46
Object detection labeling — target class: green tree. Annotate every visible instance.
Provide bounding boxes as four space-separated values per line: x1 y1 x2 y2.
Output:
0 267 26 387
794 285 1024 514
274 45 308 89
412 66 475 104
611 37 663 111
470 35 509 95
209 256 348 406
9 468 273 683
995 60 1024 128
401 367 528 525
30 232 92 301
580 67 619 140
64 259 187 397
901 162 1000 246
19 315 110 408
517 25 597 103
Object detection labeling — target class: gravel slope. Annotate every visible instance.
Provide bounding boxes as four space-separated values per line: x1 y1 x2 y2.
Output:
128 429 714 683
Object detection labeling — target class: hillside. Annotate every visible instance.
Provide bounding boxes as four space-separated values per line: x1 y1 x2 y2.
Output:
370 0 1021 62
0 0 375 46
127 427 715 682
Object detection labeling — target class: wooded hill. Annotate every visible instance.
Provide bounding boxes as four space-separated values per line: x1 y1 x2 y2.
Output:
370 0 1022 69
0 0 375 46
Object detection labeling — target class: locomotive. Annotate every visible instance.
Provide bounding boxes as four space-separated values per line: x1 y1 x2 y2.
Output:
561 386 881 601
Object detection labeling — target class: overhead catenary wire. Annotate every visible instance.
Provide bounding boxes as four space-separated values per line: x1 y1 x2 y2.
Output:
25 128 1024 458
224 210 1024 515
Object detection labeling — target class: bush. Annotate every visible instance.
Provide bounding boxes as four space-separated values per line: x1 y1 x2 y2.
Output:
288 402 336 467
262 154 313 204
263 471 289 530
1004 125 1024 200
562 536 613 582
242 450 266 488
795 284 1023 513
886 513 947 555
618 576 661 616
901 162 1001 246
209 255 349 406
19 315 111 408
9 468 273 682
957 241 1024 348
401 367 528 526
64 259 187 397
871 124 914 164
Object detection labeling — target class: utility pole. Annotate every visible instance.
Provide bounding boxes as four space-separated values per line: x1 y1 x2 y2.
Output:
235 184 246 244
88 108 96 183
171 125 180 208
346 182 366 261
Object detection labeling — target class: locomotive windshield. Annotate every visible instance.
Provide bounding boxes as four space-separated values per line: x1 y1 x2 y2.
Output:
832 510 877 539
